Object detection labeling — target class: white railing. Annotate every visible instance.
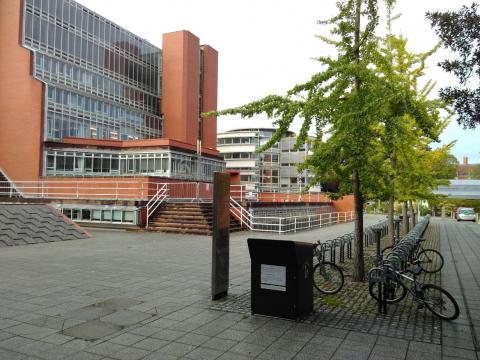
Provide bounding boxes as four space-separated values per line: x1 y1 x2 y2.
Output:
146 183 168 228
230 197 253 230
0 180 157 200
248 210 355 233
0 168 23 197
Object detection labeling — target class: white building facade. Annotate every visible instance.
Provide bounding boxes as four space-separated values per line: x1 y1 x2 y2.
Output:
217 128 319 192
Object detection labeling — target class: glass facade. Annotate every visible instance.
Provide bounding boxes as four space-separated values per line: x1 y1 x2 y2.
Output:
45 86 161 140
19 0 224 182
23 0 162 142
45 149 225 182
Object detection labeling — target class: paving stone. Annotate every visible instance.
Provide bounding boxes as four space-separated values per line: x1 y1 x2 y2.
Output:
109 346 150 360
331 348 370 360
109 333 145 346
176 332 211 346
62 321 122 341
62 305 115 321
406 350 440 360
0 349 28 360
370 344 407 359
86 341 127 356
442 346 477 359
229 342 269 357
216 329 250 342
202 337 237 351
131 337 168 351
185 346 224 360
68 352 103 360
95 298 143 311
15 340 55 357
101 310 153 327
154 341 196 357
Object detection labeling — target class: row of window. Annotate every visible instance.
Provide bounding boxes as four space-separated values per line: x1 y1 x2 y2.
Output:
221 152 282 163
35 53 160 115
217 137 254 145
223 152 254 160
24 2 160 94
46 86 162 141
45 149 225 182
61 206 137 224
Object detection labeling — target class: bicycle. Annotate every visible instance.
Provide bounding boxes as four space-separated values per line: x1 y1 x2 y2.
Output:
312 242 344 294
369 265 459 320
382 237 443 273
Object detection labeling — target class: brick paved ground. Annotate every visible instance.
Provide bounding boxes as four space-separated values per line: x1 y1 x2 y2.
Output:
213 221 443 344
0 216 478 359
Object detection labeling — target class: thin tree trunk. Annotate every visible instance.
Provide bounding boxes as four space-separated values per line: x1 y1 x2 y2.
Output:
352 169 365 282
351 0 364 282
388 151 397 245
409 200 416 227
388 196 395 245
402 201 409 234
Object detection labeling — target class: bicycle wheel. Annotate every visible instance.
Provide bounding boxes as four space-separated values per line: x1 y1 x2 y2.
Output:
382 246 394 257
417 249 444 273
369 280 407 304
421 284 459 320
313 262 344 294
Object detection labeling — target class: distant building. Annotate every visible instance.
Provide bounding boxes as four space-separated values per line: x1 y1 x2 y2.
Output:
217 128 319 192
457 157 480 179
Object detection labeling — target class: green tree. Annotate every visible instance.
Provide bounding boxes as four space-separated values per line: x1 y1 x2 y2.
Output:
372 24 442 242
206 0 390 281
427 3 480 129
431 152 458 179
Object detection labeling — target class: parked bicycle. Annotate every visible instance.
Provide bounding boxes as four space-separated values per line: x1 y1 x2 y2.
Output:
369 264 459 320
313 242 344 294
382 237 444 273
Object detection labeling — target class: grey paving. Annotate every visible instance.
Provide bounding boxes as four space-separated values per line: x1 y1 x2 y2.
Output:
0 215 476 360
439 218 480 359
0 204 89 246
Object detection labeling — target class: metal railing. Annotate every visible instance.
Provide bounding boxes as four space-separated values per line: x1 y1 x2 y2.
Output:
249 211 355 233
315 219 389 265
229 203 354 234
230 197 253 230
146 183 168 228
0 179 158 200
229 185 326 203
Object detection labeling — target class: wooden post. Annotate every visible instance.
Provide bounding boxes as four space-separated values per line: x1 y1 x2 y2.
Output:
211 172 230 300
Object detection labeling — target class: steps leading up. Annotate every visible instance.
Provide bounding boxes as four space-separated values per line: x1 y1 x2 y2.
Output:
147 202 243 235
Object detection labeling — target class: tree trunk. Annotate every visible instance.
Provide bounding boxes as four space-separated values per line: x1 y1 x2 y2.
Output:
388 151 397 245
351 0 364 282
352 169 365 282
388 196 395 245
409 200 416 227
402 201 409 234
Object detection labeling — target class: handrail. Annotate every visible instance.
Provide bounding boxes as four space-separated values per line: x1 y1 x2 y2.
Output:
146 183 168 228
0 168 23 198
230 197 253 230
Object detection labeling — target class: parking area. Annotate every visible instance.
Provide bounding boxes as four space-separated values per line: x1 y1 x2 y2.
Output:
0 216 478 359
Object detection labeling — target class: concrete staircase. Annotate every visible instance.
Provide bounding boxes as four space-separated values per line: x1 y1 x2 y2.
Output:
147 202 243 235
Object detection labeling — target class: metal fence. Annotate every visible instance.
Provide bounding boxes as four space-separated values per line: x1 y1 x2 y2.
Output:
315 219 389 264
249 211 355 233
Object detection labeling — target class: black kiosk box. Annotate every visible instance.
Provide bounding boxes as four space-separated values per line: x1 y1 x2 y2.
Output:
247 238 313 320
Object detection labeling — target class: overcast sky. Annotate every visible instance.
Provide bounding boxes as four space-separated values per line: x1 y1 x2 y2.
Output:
78 0 480 163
